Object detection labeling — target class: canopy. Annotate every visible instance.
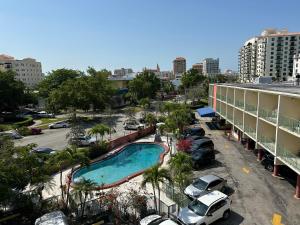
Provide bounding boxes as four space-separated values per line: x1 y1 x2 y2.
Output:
196 107 215 117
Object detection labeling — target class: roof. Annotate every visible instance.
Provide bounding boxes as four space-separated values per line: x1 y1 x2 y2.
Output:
35 211 68 225
197 107 215 117
197 190 227 206
219 83 300 96
199 175 221 183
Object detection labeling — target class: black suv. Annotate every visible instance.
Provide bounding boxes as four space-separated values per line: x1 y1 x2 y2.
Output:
188 138 214 153
191 147 215 169
183 127 205 138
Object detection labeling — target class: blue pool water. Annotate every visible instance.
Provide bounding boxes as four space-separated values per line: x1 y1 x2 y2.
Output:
73 143 165 186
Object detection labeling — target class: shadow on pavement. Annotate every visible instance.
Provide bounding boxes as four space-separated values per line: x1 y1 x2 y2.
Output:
213 211 244 225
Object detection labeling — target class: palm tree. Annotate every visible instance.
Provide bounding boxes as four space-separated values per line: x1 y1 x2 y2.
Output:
73 178 97 218
141 165 171 213
88 124 110 142
169 152 192 192
139 97 150 118
145 113 157 127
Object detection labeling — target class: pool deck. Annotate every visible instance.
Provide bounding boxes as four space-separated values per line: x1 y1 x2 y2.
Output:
42 134 175 206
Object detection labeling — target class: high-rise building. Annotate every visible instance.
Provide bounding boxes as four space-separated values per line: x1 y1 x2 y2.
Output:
239 29 300 82
0 54 43 88
173 57 186 78
192 63 203 74
203 58 220 76
293 54 300 80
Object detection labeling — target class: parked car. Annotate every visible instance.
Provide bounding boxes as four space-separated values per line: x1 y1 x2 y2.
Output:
177 191 231 225
35 211 68 225
30 127 42 135
140 215 179 225
189 139 214 153
191 148 215 169
186 135 210 142
183 127 205 138
0 131 22 139
184 175 227 199
69 136 97 146
32 147 55 154
37 111 55 118
49 121 69 129
124 120 144 130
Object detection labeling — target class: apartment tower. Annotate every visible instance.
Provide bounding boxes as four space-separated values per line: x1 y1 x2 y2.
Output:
173 57 186 78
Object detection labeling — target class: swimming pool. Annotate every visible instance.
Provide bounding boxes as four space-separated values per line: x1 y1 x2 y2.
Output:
72 143 167 188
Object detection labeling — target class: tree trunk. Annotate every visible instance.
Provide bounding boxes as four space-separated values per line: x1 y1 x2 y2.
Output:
60 168 65 202
65 168 74 208
152 183 158 212
81 193 87 218
157 186 161 214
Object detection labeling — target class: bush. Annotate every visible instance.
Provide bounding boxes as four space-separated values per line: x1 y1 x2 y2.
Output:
158 115 166 123
89 141 109 159
17 126 31 136
176 139 192 152
14 116 33 127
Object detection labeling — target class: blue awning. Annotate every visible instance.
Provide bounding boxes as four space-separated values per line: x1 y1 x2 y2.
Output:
196 106 215 117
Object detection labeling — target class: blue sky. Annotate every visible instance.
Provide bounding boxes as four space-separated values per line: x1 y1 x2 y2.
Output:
0 0 299 74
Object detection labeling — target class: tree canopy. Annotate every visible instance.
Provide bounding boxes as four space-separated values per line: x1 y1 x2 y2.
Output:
181 68 206 89
128 71 161 101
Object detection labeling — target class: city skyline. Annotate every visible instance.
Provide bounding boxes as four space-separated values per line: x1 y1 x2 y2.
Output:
0 0 299 73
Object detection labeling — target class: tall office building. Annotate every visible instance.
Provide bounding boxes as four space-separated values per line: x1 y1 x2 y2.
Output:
239 29 300 82
173 57 186 78
203 58 220 75
0 54 43 88
192 63 203 74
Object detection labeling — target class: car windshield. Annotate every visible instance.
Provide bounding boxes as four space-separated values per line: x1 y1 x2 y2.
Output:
149 218 167 225
192 179 208 190
188 199 208 216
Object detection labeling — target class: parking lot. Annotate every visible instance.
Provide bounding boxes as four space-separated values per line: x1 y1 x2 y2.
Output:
192 120 300 225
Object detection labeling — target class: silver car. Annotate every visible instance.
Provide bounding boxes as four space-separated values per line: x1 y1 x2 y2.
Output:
184 175 226 199
48 121 69 129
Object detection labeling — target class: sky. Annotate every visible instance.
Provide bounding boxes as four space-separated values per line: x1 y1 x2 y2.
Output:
0 0 300 74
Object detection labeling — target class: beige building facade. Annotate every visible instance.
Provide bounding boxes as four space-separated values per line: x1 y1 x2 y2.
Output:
209 83 300 198
173 57 186 78
0 54 43 88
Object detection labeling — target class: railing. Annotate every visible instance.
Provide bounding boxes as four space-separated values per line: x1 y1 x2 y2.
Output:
227 96 234 105
220 95 226 101
220 107 226 117
162 183 190 208
259 108 277 124
216 93 221 100
227 113 233 122
277 145 300 171
235 100 244 109
257 134 275 153
278 115 300 135
245 103 257 115
235 119 243 128
209 97 213 107
216 104 221 113
244 125 256 139
209 85 213 97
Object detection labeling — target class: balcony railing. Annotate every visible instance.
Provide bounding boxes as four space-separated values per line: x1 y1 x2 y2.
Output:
235 119 243 128
257 134 275 153
227 113 233 122
220 107 226 117
216 93 221 100
278 115 300 135
259 108 277 124
277 145 300 171
216 104 221 113
235 100 244 109
227 96 234 105
220 95 226 101
245 103 257 115
244 125 256 139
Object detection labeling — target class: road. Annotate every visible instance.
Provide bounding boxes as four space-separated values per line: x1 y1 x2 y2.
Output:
194 119 300 225
14 111 139 150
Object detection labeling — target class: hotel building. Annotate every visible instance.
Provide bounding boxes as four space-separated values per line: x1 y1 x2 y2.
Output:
209 83 300 198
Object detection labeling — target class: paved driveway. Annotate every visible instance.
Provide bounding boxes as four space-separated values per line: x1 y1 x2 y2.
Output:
192 121 300 225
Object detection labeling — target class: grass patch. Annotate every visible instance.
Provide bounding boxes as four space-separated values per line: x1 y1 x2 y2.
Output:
36 118 65 129
0 124 14 131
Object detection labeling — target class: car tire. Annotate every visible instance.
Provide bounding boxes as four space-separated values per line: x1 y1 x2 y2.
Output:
265 164 274 172
223 210 231 220
49 126 53 129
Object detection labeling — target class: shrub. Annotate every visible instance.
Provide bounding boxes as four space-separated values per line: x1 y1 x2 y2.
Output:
14 116 33 127
17 126 31 136
176 139 192 152
89 140 109 159
158 115 166 123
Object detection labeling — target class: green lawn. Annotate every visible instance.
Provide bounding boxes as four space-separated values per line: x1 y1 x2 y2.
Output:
36 118 65 129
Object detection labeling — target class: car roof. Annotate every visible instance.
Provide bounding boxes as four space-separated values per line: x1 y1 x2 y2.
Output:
192 139 212 144
140 215 161 224
197 190 228 206
160 219 179 225
199 175 222 183
33 147 54 152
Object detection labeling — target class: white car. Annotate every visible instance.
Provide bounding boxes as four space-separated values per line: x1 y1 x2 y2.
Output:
48 121 69 129
124 120 144 130
140 214 179 225
184 175 226 199
177 191 231 225
69 136 97 146
0 131 22 139
38 111 55 118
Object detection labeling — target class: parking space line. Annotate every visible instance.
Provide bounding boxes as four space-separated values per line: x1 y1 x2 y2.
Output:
242 167 250 174
272 213 284 225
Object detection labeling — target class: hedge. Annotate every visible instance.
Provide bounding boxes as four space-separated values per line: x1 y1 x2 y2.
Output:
14 116 34 127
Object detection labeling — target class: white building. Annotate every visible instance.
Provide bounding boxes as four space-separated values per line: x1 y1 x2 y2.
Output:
0 54 43 88
293 54 300 81
113 68 133 77
203 58 220 76
239 29 300 82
